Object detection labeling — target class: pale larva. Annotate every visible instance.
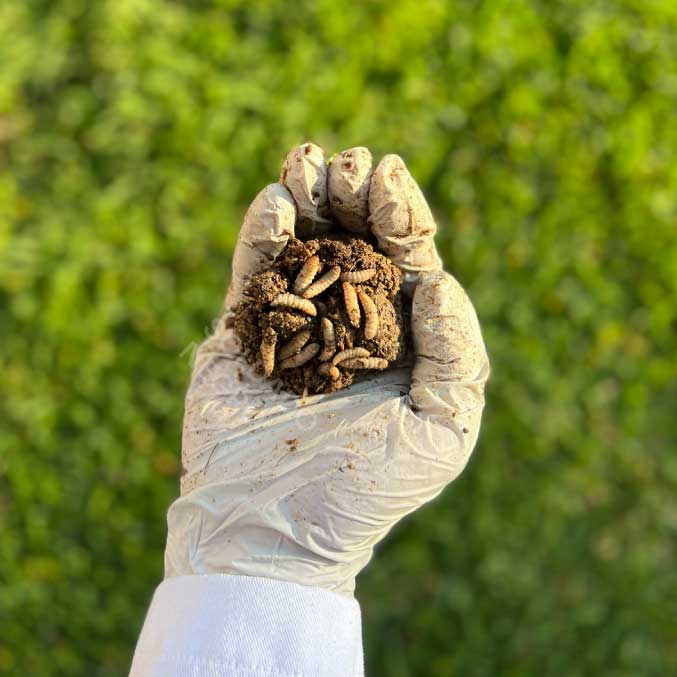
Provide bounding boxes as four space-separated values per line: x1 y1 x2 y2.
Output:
318 317 336 362
302 266 341 299
358 291 379 340
293 255 320 295
340 269 376 283
260 329 277 377
271 293 317 316
342 281 360 327
277 329 311 361
279 342 320 370
332 347 370 366
340 357 388 370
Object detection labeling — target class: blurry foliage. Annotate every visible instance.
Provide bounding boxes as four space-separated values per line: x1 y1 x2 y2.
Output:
1 0 676 675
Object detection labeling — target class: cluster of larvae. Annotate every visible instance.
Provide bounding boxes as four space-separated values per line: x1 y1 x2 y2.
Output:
264 263 386 376
234 237 405 395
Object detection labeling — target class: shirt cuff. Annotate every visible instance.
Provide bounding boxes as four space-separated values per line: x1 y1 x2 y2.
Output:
129 574 364 677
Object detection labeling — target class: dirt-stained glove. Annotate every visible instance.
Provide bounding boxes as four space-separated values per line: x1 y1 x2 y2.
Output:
165 144 490 596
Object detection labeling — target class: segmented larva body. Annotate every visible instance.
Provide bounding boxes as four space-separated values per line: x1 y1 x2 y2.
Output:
332 347 370 365
340 357 388 370
271 293 317 316
340 268 376 283
302 266 341 299
317 363 340 380
279 343 320 370
277 329 311 361
260 329 277 377
293 255 320 295
315 300 328 316
318 318 336 362
342 281 361 327
358 291 379 340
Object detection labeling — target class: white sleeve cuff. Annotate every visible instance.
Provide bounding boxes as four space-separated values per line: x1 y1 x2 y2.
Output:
129 574 364 677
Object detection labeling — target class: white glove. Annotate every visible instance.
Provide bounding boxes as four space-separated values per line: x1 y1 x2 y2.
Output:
165 144 490 596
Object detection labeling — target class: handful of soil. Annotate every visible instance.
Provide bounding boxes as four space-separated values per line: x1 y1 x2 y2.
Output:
233 237 407 395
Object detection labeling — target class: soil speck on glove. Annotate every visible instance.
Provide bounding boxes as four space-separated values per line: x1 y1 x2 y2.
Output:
233 237 407 395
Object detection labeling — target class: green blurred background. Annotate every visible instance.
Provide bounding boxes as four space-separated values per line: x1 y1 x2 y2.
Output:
1 1 676 675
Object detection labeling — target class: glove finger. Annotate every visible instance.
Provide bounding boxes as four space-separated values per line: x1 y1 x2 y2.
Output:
223 182 296 318
410 270 490 450
280 142 333 236
368 154 443 294
327 146 373 236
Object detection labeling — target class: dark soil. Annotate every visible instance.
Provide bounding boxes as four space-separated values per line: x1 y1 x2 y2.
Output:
233 237 408 395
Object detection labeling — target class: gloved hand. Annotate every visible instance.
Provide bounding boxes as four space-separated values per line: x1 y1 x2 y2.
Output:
165 144 490 596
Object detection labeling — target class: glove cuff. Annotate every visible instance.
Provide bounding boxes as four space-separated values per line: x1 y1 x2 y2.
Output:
130 573 364 677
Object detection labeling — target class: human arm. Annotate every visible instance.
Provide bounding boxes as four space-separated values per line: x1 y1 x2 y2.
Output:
129 144 489 676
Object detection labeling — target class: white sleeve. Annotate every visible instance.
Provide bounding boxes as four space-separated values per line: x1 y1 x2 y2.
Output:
129 574 364 677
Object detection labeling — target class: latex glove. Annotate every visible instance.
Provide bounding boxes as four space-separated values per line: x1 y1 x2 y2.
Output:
165 144 490 596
